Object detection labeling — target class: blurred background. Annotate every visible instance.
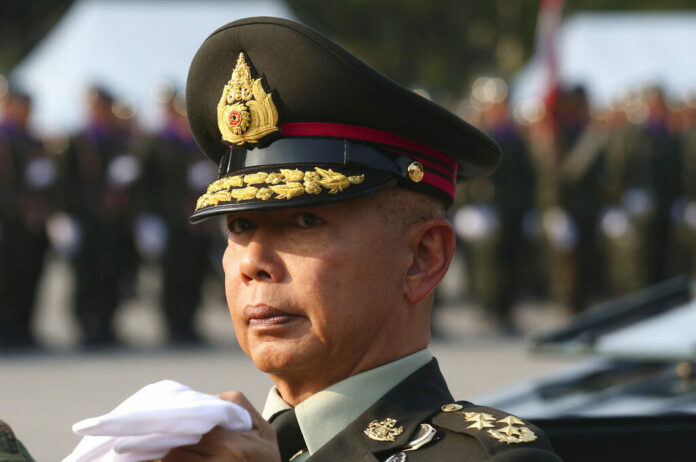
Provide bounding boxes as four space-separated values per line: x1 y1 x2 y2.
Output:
2 0 696 459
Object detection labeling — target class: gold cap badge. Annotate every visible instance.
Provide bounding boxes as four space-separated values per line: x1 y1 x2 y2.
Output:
407 161 424 183
364 418 404 442
217 52 279 145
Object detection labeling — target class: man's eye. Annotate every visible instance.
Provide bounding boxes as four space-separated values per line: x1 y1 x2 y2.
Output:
294 213 322 228
228 217 254 234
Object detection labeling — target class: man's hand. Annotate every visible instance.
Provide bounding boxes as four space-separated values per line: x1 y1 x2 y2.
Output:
162 391 281 462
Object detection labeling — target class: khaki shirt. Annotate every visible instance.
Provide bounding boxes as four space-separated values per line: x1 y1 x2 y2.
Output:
262 349 433 461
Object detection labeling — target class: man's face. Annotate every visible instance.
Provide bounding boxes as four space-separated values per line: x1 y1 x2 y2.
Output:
222 194 412 385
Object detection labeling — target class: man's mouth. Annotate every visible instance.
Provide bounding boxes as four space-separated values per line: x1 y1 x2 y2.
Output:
244 305 300 327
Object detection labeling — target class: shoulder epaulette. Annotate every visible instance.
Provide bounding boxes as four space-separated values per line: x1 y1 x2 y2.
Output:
430 402 556 460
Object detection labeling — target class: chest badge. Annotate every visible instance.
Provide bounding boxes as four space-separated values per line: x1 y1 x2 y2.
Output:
217 52 279 146
403 423 437 452
364 418 404 442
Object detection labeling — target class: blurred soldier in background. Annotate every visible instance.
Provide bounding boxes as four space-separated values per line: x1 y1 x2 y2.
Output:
61 87 140 347
556 86 605 311
678 97 696 276
641 87 684 282
137 86 217 345
0 88 57 350
530 86 605 312
455 80 535 332
483 95 536 329
598 100 652 296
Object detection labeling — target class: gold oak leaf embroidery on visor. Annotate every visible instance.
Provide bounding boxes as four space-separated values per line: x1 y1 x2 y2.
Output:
195 168 365 210
217 52 279 145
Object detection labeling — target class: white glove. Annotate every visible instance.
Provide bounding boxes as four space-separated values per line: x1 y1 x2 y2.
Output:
63 380 253 462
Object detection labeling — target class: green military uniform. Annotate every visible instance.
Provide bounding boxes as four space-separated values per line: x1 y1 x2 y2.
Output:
263 351 560 461
0 421 34 462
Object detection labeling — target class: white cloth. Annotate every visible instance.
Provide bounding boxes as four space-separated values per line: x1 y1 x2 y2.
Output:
62 380 253 462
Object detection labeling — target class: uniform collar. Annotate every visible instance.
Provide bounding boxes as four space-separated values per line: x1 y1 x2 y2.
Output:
262 349 433 455
310 357 454 462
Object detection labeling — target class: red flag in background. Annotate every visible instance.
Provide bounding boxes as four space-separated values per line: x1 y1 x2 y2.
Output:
535 0 564 116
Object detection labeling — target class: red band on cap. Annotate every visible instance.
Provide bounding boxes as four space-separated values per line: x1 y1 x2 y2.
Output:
423 172 456 199
280 122 458 171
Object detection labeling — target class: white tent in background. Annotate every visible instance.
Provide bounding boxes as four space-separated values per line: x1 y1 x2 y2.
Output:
11 0 296 135
513 12 696 110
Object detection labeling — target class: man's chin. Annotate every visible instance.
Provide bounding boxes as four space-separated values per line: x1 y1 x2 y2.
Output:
247 341 313 376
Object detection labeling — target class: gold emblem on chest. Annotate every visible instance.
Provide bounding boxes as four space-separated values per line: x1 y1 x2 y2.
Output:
364 418 404 442
217 52 279 145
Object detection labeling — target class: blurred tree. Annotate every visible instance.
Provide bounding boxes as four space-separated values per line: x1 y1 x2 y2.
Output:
1 0 694 98
286 0 537 100
0 0 74 74
286 0 696 102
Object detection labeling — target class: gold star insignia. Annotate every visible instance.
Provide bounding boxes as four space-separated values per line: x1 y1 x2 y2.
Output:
463 412 496 430
498 416 525 426
487 414 537 444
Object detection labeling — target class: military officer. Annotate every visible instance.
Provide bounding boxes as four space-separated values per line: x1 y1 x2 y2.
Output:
0 88 56 350
162 17 562 462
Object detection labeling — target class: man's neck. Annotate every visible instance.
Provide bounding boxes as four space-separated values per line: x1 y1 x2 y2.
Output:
271 342 429 406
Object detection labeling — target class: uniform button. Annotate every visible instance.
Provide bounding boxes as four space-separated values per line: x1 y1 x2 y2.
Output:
440 403 463 412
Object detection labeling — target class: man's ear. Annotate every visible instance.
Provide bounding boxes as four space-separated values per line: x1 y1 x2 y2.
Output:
404 218 456 304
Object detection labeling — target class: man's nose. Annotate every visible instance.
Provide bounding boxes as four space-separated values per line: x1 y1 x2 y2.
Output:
238 239 284 283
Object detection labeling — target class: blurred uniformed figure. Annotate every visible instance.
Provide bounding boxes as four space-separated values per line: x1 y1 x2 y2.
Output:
0 88 57 350
62 87 140 347
137 86 217 345
598 101 652 296
530 86 605 312
454 79 535 331
641 87 685 282
676 97 696 277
